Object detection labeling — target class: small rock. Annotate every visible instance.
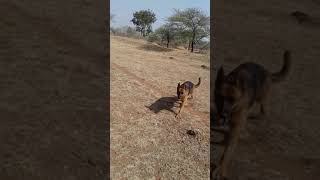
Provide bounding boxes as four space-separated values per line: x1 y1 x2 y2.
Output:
201 65 209 70
291 11 310 23
186 129 197 136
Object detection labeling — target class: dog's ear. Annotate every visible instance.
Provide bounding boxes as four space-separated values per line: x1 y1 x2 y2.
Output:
177 83 181 98
177 83 181 90
215 67 225 86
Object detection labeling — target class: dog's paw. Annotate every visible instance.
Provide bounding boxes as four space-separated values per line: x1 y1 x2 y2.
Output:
212 165 220 177
175 114 182 119
211 166 228 180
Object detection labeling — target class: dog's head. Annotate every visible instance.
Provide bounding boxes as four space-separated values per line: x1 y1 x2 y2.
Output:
214 67 247 121
177 83 187 100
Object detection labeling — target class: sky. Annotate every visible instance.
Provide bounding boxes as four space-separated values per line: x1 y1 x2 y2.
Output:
110 0 210 29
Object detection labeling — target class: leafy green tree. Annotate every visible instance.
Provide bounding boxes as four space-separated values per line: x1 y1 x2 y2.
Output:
168 8 209 52
155 23 177 48
131 10 157 37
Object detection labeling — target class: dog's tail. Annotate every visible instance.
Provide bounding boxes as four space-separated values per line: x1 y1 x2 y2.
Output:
271 50 291 83
195 77 201 88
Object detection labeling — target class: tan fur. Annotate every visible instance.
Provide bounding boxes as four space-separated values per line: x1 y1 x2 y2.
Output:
213 50 291 179
176 77 201 118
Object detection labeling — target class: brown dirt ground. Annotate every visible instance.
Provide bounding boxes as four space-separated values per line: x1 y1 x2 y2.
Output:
110 36 210 179
212 0 320 179
0 1 107 179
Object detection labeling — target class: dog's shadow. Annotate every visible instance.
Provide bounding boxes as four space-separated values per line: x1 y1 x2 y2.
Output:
146 96 179 114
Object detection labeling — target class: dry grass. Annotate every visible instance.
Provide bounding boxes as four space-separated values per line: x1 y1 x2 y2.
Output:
212 0 320 179
111 35 210 179
0 1 107 179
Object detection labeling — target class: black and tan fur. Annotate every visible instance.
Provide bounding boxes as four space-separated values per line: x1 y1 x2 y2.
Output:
176 77 201 118
213 50 291 179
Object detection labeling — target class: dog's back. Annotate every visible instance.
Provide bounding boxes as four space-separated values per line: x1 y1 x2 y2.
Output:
182 81 194 90
229 63 270 107
225 50 291 108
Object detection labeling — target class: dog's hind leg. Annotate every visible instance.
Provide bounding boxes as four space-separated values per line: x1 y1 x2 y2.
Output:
189 88 194 99
258 98 267 118
257 81 271 118
190 94 193 99
248 101 266 119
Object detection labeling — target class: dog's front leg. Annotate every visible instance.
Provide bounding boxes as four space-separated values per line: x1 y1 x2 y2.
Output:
176 96 187 118
216 126 241 178
215 110 248 179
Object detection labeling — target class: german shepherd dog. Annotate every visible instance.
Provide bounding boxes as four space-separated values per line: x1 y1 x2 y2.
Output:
213 50 291 179
176 77 201 118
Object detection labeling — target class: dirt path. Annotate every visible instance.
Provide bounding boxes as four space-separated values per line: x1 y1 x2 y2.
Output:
111 36 210 179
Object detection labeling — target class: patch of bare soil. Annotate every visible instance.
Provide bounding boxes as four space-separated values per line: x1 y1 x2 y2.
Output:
213 0 320 179
111 36 210 179
0 1 107 179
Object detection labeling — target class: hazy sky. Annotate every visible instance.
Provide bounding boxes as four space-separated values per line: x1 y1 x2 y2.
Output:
110 0 210 29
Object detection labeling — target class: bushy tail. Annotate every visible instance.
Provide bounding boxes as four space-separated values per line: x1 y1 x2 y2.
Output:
195 77 201 88
271 50 292 83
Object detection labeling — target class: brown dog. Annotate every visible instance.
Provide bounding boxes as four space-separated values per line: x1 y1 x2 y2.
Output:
176 77 201 118
213 50 291 179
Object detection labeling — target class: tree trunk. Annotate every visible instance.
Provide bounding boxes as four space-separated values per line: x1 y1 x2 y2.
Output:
142 26 146 37
191 31 196 53
191 41 194 52
166 34 170 48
